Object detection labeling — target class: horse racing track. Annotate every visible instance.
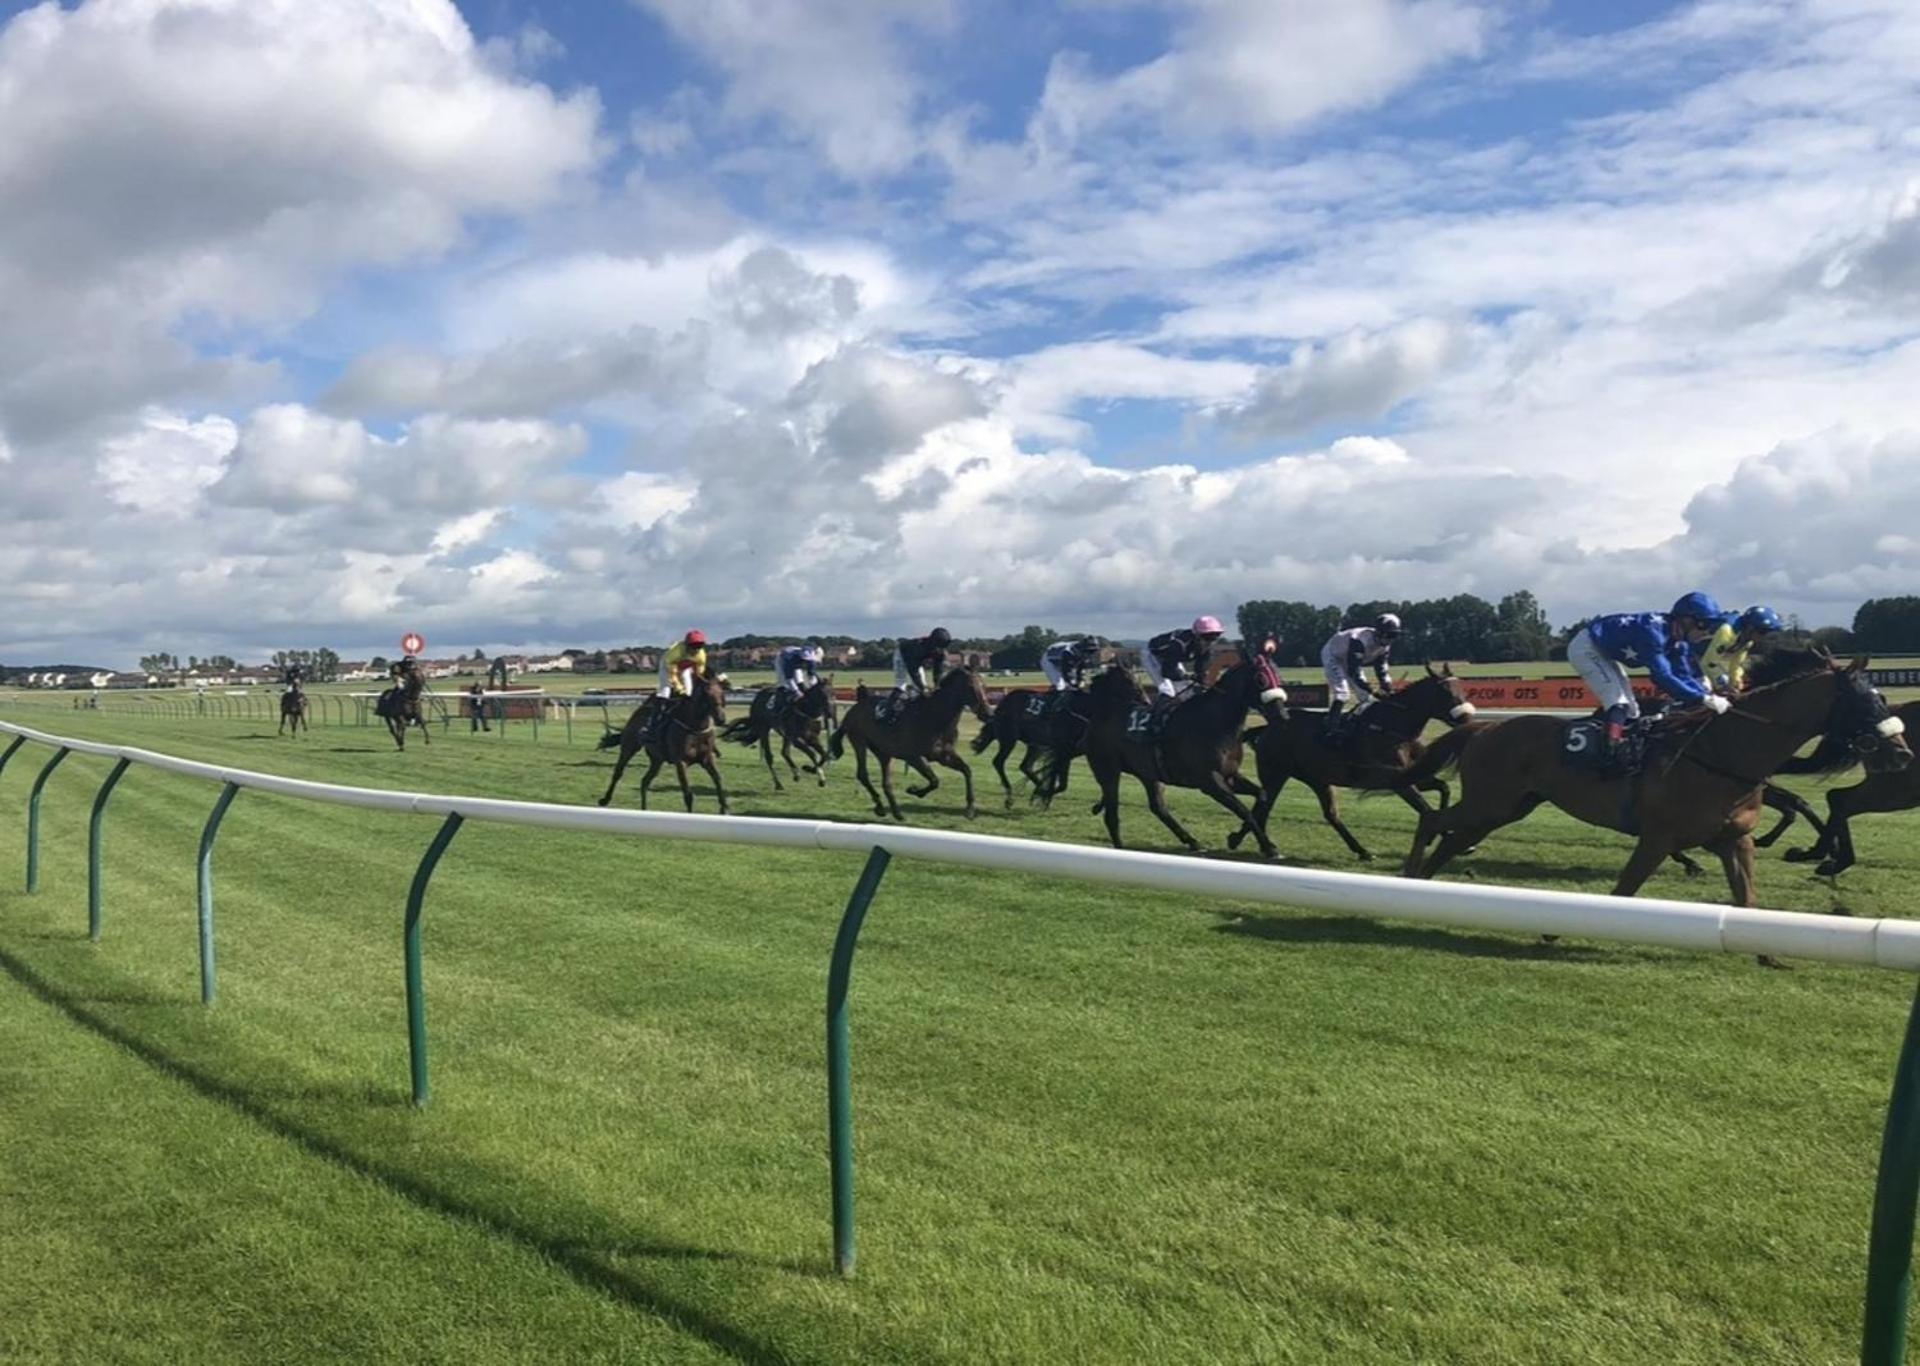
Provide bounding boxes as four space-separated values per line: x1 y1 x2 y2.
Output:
5 708 1920 1363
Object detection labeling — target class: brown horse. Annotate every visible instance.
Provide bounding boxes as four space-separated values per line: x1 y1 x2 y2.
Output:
828 668 992 820
597 673 732 813
1759 699 1920 877
971 684 1117 806
278 682 309 737
1226 662 1477 861
374 669 430 750
1400 654 1910 923
1042 657 1289 857
720 678 838 791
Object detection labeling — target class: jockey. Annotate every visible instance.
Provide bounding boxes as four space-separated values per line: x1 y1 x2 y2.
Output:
1567 592 1729 756
1702 604 1782 694
1041 636 1102 691
391 656 420 686
659 629 708 698
1144 616 1225 701
1321 614 1402 731
281 662 303 688
893 628 952 697
773 642 824 705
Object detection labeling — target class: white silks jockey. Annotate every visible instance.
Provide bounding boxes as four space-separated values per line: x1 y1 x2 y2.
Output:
1321 614 1402 731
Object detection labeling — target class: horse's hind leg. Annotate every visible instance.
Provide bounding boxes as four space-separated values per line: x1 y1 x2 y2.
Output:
1814 782 1901 877
598 740 638 807
638 754 665 811
1408 794 1542 880
1667 850 1707 878
1228 773 1286 853
1610 834 1674 898
991 738 1016 808
760 733 784 792
673 759 696 812
780 732 804 781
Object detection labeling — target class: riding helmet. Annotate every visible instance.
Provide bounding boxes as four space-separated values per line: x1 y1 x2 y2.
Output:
1738 605 1783 634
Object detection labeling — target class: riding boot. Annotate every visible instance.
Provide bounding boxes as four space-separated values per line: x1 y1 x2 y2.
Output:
1321 699 1345 744
1602 703 1631 766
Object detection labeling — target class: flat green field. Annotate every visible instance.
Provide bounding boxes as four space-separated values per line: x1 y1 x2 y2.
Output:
2 701 1918 1363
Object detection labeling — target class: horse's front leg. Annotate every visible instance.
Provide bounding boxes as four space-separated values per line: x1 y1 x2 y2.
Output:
932 750 978 819
1142 777 1202 852
905 756 940 799
760 732 784 792
638 752 665 810
878 755 906 821
699 750 731 815
1201 771 1275 858
673 758 695 812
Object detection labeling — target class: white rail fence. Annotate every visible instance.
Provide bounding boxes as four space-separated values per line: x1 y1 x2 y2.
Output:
2 717 1919 1357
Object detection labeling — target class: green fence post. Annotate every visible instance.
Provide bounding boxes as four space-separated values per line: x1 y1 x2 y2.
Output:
1865 976 1920 1364
88 757 132 941
404 812 464 1107
25 746 71 892
0 734 25 781
826 845 893 1277
564 701 573 745
196 782 241 1006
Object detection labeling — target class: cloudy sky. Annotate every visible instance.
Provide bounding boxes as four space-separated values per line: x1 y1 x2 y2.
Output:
2 0 1917 665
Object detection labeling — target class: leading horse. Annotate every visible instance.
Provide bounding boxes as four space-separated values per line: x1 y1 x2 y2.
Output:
278 681 309 737
374 670 431 750
1400 653 1910 946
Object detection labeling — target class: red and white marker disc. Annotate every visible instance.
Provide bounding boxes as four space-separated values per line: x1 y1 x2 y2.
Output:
401 632 426 656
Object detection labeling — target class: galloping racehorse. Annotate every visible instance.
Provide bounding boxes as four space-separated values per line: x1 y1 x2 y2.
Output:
374 669 431 750
1226 662 1477 861
972 684 1113 807
1400 653 1910 934
721 677 838 791
1756 698 1920 877
597 673 732 813
1042 657 1289 857
278 681 310 737
828 668 993 820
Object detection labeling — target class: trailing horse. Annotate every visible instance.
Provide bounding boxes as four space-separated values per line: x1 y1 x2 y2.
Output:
597 673 732 813
828 668 993 820
721 677 838 791
373 670 430 750
1225 661 1477 861
1039 657 1289 857
971 683 1115 807
278 682 309 737
1399 652 1910 950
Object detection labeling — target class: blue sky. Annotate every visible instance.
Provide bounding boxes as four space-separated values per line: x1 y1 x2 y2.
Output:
3 0 1920 664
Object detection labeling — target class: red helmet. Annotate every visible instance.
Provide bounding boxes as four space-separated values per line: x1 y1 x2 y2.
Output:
685 629 707 647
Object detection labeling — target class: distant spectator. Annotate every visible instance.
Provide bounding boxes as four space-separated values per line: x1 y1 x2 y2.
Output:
468 681 491 733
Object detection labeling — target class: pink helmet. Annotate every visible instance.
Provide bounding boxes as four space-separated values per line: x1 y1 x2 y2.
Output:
1192 615 1224 636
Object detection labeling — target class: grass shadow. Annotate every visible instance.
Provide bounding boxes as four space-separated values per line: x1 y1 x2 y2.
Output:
1212 911 1625 963
0 947 822 1363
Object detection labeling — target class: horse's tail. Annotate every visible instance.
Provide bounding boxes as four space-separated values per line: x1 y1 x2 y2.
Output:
1029 732 1077 808
720 716 759 746
970 716 998 754
829 724 847 760
596 729 624 751
1401 722 1483 784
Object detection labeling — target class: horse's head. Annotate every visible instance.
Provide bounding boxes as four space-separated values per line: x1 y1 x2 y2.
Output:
942 666 993 722
1225 650 1289 719
1088 663 1141 706
1406 661 1476 727
697 671 730 722
1749 649 1911 773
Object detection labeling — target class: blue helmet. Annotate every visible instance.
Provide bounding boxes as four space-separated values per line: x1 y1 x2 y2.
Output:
802 643 824 663
1669 591 1722 623
1737 605 1783 634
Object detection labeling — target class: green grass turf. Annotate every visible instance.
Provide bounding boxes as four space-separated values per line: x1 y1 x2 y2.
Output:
2 703 1919 1362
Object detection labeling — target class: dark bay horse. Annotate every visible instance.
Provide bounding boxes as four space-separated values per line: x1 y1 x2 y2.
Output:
1400 654 1910 931
972 684 1117 807
1043 657 1288 857
1758 698 1920 877
597 673 732 813
278 682 309 737
1226 662 1477 861
721 678 838 791
374 670 430 750
828 668 992 820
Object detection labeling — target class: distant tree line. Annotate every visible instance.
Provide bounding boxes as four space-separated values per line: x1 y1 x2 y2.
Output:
1236 592 1556 665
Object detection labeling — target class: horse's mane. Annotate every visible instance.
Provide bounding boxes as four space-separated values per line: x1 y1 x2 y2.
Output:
1743 648 1831 691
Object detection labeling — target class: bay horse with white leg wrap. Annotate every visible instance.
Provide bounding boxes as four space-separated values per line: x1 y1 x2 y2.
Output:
1226 661 1477 862
721 677 838 791
597 673 732 813
1400 652 1910 961
1038 656 1289 857
828 668 993 820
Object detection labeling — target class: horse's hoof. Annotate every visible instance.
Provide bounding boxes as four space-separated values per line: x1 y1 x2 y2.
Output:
1540 933 1560 944
596 798 609 808
1816 861 1843 879
1757 954 1792 971
1357 850 1376 863
964 806 977 820
1783 848 1814 863
1226 831 1245 850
